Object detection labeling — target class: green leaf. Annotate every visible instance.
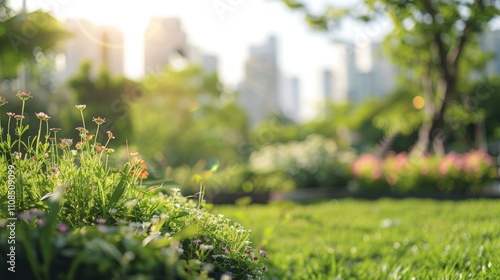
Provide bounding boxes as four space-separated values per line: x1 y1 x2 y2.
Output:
106 168 129 214
172 211 189 219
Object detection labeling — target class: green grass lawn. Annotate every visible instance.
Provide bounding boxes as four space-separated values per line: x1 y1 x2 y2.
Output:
213 199 500 279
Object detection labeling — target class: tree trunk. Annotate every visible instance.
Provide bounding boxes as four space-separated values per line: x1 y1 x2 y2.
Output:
412 71 435 156
428 75 457 155
475 120 486 150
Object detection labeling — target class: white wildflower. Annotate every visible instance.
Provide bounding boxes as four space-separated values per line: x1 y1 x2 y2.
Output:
125 199 137 208
200 244 214 250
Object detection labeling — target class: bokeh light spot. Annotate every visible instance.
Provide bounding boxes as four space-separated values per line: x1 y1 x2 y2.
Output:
412 96 425 109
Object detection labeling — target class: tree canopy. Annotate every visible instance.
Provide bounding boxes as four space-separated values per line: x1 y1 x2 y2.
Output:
0 2 70 79
130 66 249 171
280 0 500 154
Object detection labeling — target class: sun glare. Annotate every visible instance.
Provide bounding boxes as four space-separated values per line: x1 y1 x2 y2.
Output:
57 1 167 78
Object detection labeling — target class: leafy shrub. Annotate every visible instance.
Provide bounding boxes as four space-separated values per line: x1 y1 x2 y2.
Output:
0 93 268 279
163 164 295 194
249 134 356 188
0 189 268 279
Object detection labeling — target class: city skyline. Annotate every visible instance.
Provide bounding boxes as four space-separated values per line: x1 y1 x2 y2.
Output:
14 1 500 123
15 0 362 120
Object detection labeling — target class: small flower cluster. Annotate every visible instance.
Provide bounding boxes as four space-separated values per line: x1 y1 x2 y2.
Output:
249 134 356 188
10 209 69 234
130 153 149 179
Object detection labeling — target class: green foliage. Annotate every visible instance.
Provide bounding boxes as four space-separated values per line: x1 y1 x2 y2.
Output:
0 95 268 279
472 78 500 146
66 61 138 143
373 89 423 136
0 194 267 279
216 199 500 279
131 66 248 169
0 8 71 79
251 101 389 153
278 0 500 152
163 163 295 195
249 115 305 149
0 93 148 226
311 101 387 151
249 134 356 188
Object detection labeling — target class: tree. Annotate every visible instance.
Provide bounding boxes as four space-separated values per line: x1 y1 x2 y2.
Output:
280 0 500 154
130 66 249 170
0 1 71 80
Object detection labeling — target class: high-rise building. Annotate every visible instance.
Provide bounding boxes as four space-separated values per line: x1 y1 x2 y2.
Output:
238 36 279 126
187 45 219 74
482 29 500 75
144 17 188 73
55 19 124 85
344 42 396 103
322 69 333 102
280 76 301 121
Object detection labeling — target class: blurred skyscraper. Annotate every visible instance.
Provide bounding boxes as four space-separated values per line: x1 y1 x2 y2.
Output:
325 42 396 105
144 17 188 73
187 45 219 74
279 76 301 122
345 42 396 103
322 69 333 102
238 36 279 126
55 19 124 85
482 29 500 75
321 69 336 114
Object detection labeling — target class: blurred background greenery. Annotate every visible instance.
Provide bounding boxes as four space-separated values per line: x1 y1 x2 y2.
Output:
1 0 499 196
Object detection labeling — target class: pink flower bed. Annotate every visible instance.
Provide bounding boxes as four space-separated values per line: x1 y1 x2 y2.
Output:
351 150 497 194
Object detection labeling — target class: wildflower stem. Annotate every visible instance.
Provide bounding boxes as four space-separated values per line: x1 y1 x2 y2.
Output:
18 99 26 152
198 181 205 209
54 131 59 165
80 110 86 130
94 124 100 147
105 154 109 171
7 116 11 140
45 120 49 144
50 140 55 167
0 109 3 143
36 118 42 154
